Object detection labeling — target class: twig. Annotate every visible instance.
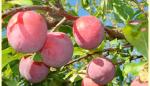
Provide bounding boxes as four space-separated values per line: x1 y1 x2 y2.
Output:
2 5 50 19
51 17 66 32
64 51 100 66
114 55 143 65
2 5 78 20
58 10 78 20
55 0 64 9
65 51 143 66
48 0 78 20
64 44 133 66
132 0 147 17
104 44 132 52
104 27 125 39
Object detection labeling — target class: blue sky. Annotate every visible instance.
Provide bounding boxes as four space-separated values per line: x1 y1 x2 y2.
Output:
66 0 148 27
66 0 118 27
67 0 90 16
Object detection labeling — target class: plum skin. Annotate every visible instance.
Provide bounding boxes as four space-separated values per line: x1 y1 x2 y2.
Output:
87 57 115 85
73 16 104 49
19 56 49 83
82 77 103 86
131 77 148 86
7 11 47 53
40 32 73 68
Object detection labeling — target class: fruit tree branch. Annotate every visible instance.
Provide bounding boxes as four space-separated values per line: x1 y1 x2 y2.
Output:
132 0 147 17
2 5 125 39
64 44 140 66
2 6 50 19
51 17 66 32
65 50 143 66
64 51 100 66
104 27 125 39
2 5 79 20
114 55 143 65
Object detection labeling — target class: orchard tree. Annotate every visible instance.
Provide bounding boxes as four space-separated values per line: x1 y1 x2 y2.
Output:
2 0 148 86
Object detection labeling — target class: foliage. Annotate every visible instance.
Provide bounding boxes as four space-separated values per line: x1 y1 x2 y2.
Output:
2 0 148 86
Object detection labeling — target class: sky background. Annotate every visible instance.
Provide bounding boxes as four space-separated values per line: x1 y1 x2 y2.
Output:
66 0 114 27
67 0 90 16
66 0 148 27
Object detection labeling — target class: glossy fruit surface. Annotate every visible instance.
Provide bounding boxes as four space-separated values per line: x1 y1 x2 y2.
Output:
82 77 103 86
19 56 49 83
73 16 104 49
7 11 47 53
87 57 115 85
40 32 73 67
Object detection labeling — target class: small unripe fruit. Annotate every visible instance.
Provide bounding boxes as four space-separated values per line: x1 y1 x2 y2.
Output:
73 16 104 49
40 32 73 67
82 77 103 86
87 57 115 85
131 77 148 86
7 11 47 53
19 56 49 83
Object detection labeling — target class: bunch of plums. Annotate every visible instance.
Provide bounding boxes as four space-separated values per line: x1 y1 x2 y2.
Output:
7 11 115 84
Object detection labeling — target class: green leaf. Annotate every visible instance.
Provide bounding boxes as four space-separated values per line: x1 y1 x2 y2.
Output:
2 2 13 11
74 0 79 13
63 71 74 79
123 5 134 19
123 25 148 58
2 37 9 50
2 53 24 69
32 52 42 62
3 78 17 86
2 47 14 55
58 25 72 35
73 47 87 56
81 0 89 8
123 62 145 76
113 1 134 22
96 40 105 51
135 13 147 20
68 10 78 16
8 0 33 6
46 80 58 86
116 66 124 81
69 74 82 83
3 65 13 78
2 47 24 69
113 13 124 23
110 39 119 47
32 0 45 5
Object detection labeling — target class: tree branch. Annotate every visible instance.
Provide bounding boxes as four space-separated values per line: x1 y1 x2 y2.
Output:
104 27 125 39
132 0 147 17
2 6 50 19
2 5 78 20
64 44 133 66
114 55 143 65
2 5 126 39
51 17 66 32
64 51 100 66
65 51 143 67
